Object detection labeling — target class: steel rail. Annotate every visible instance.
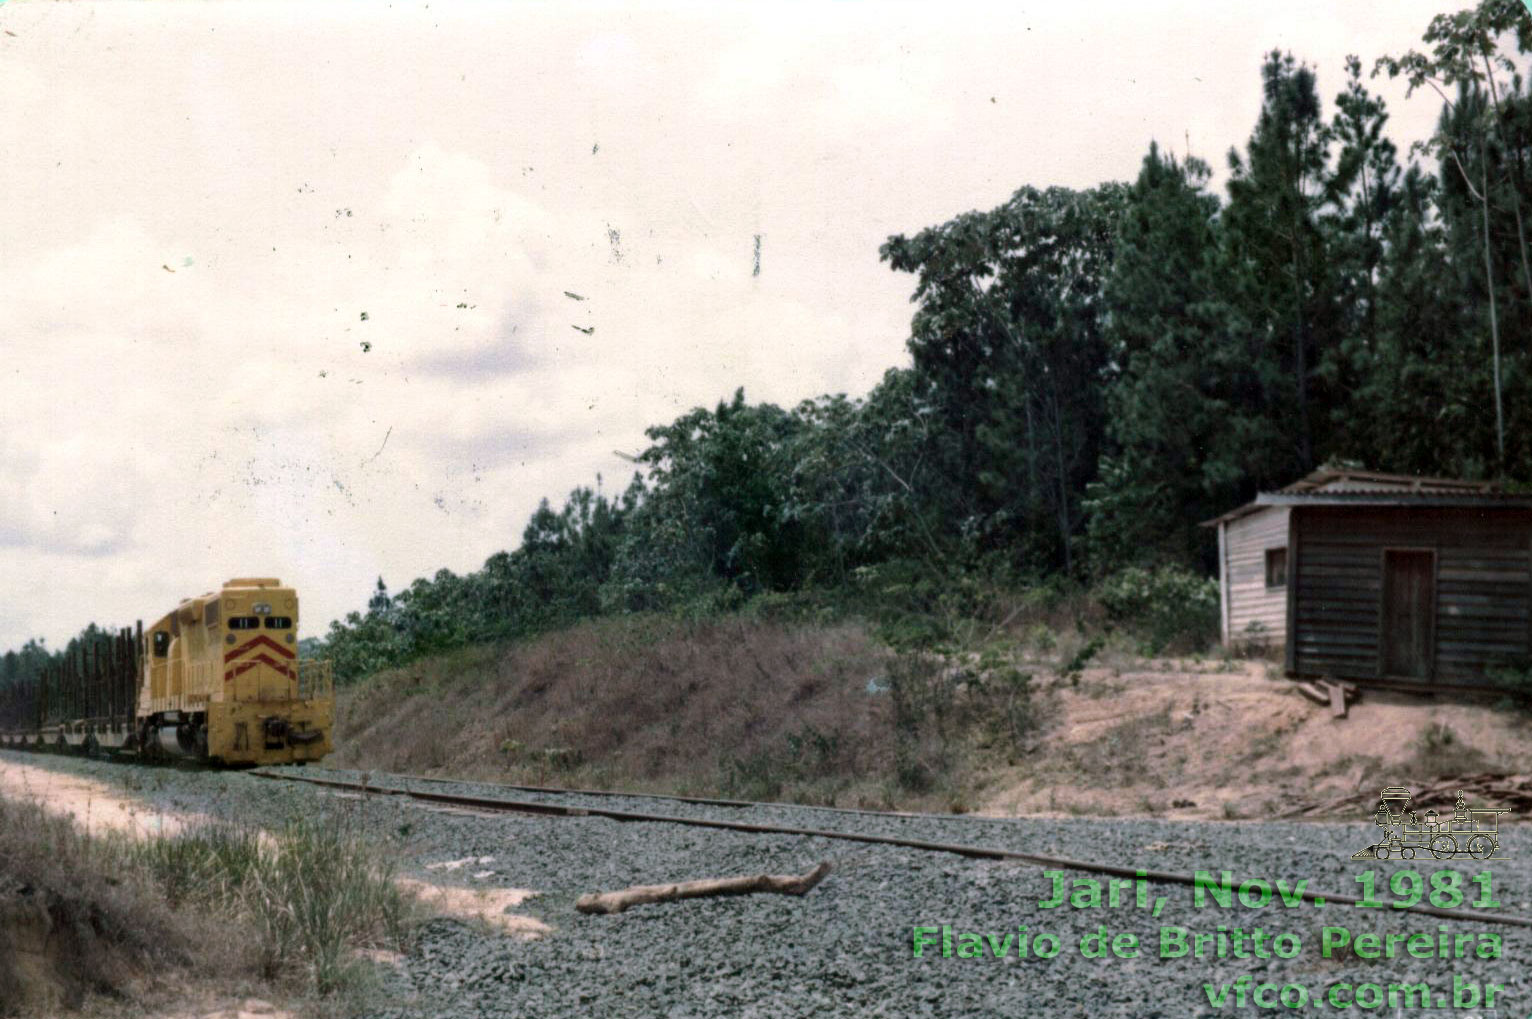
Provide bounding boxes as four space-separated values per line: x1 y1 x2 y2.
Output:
250 768 1532 930
341 767 1027 822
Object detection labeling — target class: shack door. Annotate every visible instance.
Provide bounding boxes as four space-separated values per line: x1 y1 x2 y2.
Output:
1381 549 1435 680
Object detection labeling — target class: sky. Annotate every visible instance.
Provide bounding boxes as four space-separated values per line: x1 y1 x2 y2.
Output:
0 0 1466 649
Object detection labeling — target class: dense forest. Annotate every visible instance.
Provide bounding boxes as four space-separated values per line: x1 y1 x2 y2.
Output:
7 2 1532 690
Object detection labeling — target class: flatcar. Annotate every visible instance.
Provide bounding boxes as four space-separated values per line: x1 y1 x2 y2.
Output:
0 578 333 766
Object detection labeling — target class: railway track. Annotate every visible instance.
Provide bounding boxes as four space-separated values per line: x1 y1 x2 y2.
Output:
250 766 1532 930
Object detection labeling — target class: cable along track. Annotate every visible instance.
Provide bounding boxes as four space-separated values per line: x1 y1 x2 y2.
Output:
250 768 1532 931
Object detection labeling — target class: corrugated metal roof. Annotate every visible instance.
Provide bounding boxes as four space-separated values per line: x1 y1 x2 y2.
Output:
1201 470 1518 527
1278 468 1497 494
1254 491 1532 508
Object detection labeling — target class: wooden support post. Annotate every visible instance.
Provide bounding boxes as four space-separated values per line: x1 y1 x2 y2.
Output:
134 620 144 717
1323 680 1348 719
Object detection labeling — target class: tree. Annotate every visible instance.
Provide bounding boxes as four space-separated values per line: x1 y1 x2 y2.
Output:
881 183 1126 574
785 368 953 581
1088 143 1236 571
1223 51 1339 475
1378 1 1532 472
1326 55 1402 374
609 390 807 600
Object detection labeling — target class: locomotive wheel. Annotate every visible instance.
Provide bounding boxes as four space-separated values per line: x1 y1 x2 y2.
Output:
1468 835 1495 859
1376 846 1390 860
1401 848 1415 860
1431 835 1456 859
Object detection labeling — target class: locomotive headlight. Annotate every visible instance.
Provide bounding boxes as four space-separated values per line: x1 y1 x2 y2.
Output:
226 634 236 644
254 602 272 616
285 633 295 643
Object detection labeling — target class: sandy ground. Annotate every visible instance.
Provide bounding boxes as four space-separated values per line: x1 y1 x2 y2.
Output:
0 758 199 839
165 998 295 1019
0 756 545 1019
978 660 1532 820
0 759 548 936
396 874 549 938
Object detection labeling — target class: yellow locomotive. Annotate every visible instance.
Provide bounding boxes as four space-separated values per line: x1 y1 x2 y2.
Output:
0 578 333 767
139 578 333 765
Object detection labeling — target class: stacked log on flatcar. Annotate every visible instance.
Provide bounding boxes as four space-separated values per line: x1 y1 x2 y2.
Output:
0 626 140 755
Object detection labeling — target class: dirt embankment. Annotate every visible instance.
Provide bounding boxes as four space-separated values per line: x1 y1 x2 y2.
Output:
977 661 1532 819
0 763 208 1018
333 614 895 799
0 759 540 1018
332 615 1532 820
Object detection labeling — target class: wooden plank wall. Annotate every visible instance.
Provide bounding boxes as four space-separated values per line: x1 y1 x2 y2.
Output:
1293 507 1532 685
1224 506 1290 646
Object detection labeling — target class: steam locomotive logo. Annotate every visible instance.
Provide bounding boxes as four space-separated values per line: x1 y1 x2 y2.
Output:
1352 786 1510 861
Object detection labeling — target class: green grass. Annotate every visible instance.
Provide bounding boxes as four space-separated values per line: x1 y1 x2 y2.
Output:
0 796 194 1016
0 780 413 1019
130 815 413 995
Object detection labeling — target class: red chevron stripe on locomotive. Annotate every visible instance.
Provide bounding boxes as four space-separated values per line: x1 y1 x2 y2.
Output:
224 635 296 663
224 653 295 682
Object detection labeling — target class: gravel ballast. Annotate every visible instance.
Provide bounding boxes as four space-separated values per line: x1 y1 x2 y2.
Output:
6 752 1529 1018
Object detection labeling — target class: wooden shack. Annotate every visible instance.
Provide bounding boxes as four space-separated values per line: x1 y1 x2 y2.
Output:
1205 470 1532 691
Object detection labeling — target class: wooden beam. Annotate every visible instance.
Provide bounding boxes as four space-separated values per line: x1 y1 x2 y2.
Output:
1285 508 1299 675
1324 680 1349 718
576 862 832 915
1218 520 1230 645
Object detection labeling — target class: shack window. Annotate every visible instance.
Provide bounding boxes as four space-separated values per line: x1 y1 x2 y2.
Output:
264 616 293 630
228 616 261 631
1265 547 1287 589
205 601 221 628
152 631 170 657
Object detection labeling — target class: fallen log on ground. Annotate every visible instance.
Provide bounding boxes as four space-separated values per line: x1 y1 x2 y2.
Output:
576 861 833 915
1278 774 1532 818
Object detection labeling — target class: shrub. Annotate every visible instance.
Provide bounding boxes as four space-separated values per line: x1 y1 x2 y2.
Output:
0 798 196 1015
720 724 849 803
131 816 411 995
1060 636 1104 685
1094 565 1219 654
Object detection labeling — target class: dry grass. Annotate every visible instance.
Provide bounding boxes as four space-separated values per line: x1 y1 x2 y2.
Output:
334 609 1532 822
1054 706 1177 789
0 796 213 1016
1401 722 1491 778
0 790 411 1017
129 817 413 996
334 613 1069 811
336 614 901 802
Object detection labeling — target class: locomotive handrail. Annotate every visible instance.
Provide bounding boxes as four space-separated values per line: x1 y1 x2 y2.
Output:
296 659 333 701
